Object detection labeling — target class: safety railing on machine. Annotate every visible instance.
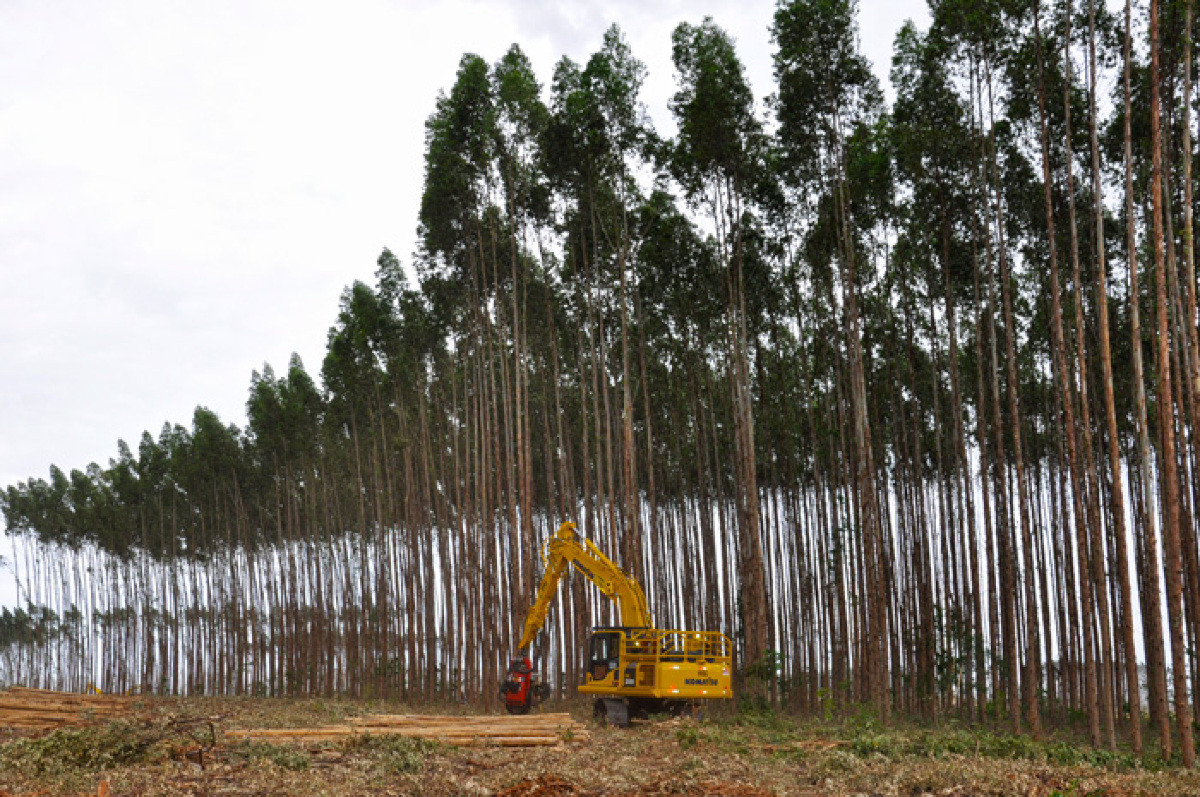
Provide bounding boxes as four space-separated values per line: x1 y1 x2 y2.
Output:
619 629 733 666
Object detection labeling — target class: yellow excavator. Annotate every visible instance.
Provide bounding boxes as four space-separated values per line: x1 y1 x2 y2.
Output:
501 521 733 726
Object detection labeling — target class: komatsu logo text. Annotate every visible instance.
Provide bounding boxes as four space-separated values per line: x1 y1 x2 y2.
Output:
684 678 719 686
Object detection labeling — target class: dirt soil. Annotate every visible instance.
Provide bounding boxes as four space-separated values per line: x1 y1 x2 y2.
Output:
2 696 1199 796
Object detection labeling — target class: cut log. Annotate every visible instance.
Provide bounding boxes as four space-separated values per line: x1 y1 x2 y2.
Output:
226 712 588 748
350 713 574 723
0 687 135 732
226 731 568 747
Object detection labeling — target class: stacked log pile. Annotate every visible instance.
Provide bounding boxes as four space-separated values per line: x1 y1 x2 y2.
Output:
225 712 587 747
0 686 133 731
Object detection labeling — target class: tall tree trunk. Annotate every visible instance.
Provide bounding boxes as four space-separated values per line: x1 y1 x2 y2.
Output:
1151 0 1196 765
830 106 888 718
1123 0 1172 757
1031 5 1100 745
983 49 1038 736
1089 0 1142 754
1061 4 1117 747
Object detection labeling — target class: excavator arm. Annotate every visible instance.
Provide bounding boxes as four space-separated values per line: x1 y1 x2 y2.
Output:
517 521 651 650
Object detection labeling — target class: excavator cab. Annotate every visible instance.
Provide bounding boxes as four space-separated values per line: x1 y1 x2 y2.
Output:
587 630 621 683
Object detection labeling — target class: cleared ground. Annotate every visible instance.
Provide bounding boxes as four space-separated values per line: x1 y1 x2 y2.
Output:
2 695 1199 796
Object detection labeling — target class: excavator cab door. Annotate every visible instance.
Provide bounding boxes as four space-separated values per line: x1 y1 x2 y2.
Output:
588 630 621 683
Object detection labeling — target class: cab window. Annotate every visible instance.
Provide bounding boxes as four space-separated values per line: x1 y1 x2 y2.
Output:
589 631 620 667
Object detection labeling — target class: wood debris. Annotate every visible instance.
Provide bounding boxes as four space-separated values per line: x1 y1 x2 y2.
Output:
493 776 776 797
225 712 588 747
0 686 134 731
494 774 581 796
760 739 848 752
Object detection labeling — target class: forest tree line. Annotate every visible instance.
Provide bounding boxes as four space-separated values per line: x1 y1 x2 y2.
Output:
5 0 1200 762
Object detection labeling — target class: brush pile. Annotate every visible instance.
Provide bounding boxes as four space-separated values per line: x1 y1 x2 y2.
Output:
0 687 134 731
225 712 587 747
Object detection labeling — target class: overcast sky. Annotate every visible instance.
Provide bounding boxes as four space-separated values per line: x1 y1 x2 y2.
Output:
0 0 928 606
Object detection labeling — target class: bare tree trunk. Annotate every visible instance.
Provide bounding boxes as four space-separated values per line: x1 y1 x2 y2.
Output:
1123 0 1172 758
1030 5 1098 744
1061 4 1117 747
995 66 1042 741
1088 0 1142 754
830 119 888 718
1151 0 1196 765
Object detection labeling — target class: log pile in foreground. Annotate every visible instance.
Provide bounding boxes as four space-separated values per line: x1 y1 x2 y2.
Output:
0 686 134 731
225 712 588 747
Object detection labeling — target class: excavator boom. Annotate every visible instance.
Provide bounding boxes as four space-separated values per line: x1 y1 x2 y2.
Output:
518 522 650 650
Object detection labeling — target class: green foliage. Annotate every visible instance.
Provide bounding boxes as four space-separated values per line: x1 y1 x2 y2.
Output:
744 648 783 684
843 703 881 736
731 701 792 734
0 721 168 778
773 0 881 184
0 605 73 651
226 739 312 771
342 734 435 775
420 53 496 263
849 729 899 757
669 17 761 194
816 687 835 722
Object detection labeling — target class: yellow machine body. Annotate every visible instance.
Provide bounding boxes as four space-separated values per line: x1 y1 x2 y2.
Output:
577 626 733 701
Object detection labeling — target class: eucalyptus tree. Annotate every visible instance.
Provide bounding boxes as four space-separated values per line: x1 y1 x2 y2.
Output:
492 45 549 612
632 188 727 633
1017 0 1097 744
891 18 986 722
1082 0 1143 755
1114 0 1171 757
668 15 771 676
1149 0 1195 766
419 51 511 698
541 26 653 588
246 353 327 694
773 0 890 716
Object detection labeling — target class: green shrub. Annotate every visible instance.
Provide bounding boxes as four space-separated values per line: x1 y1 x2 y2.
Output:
850 730 899 758
910 729 977 757
374 746 424 775
342 734 434 775
226 740 311 771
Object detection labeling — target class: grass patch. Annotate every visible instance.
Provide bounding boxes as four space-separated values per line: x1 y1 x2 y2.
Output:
676 725 700 750
725 704 796 733
841 725 1145 770
685 703 1150 774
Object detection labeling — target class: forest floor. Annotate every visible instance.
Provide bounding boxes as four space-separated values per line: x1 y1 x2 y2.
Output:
1 695 1199 796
